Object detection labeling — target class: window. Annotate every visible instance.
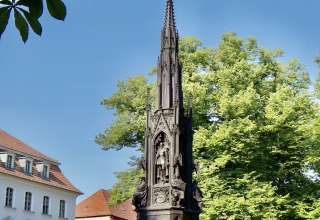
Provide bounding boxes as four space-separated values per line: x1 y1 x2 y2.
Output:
24 192 32 211
59 200 66 218
42 196 50 215
5 187 14 208
25 160 32 174
42 165 49 178
6 154 14 169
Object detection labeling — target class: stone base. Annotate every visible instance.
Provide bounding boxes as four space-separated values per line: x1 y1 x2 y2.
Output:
137 208 200 220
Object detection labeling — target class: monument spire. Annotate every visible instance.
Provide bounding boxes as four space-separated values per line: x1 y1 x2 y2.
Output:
156 0 182 110
133 1 201 219
164 0 176 40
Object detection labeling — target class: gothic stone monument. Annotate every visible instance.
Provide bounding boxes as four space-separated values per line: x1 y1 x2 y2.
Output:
132 1 202 219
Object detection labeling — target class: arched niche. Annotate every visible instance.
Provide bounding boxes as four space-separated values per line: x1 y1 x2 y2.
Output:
154 131 171 184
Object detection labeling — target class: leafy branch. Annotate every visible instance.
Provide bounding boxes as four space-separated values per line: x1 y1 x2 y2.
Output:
0 0 67 42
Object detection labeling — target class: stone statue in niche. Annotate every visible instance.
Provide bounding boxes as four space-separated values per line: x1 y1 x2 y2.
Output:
132 176 148 208
155 137 170 184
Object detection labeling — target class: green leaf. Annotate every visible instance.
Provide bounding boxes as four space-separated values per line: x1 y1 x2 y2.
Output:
18 7 42 35
46 0 66 21
16 0 43 18
14 8 28 42
0 6 11 39
0 0 13 6
0 5 10 15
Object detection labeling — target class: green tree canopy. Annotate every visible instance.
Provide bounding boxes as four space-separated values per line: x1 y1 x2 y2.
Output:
97 33 320 219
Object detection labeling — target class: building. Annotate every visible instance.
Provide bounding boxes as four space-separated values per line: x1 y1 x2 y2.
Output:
76 189 137 220
133 0 201 219
0 129 82 220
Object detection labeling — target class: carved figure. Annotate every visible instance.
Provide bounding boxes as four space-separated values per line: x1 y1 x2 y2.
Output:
137 157 146 171
172 188 183 207
173 153 182 179
156 142 169 184
192 181 203 210
171 158 186 208
171 177 185 207
132 176 147 208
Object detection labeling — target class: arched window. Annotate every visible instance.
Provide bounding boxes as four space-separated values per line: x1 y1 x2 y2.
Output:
154 132 170 184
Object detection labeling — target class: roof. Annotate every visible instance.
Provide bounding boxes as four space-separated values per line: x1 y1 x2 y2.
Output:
76 189 137 220
0 129 82 194
110 199 137 220
0 129 58 164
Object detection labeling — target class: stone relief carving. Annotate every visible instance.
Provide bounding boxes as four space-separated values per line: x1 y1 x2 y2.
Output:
171 124 179 134
132 176 148 208
152 114 160 122
158 122 165 130
153 187 170 204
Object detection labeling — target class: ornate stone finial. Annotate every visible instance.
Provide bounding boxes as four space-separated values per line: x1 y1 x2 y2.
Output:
146 87 151 111
174 85 179 106
164 0 176 31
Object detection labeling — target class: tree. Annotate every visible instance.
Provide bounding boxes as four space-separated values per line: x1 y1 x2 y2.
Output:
108 168 143 207
0 0 67 42
97 33 320 219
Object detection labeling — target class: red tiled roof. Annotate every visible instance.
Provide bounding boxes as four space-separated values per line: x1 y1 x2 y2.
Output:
110 198 137 220
76 189 137 220
76 189 112 218
0 129 82 194
0 129 58 164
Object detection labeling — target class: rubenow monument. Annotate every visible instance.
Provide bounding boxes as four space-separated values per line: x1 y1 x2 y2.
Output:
132 1 202 219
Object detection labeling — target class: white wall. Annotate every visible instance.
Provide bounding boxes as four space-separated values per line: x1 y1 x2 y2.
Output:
0 174 79 220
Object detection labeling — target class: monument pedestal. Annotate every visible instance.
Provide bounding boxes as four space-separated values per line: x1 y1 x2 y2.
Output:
138 208 200 220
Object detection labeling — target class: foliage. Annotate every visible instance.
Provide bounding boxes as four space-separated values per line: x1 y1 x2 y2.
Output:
0 0 66 42
108 168 143 207
95 74 152 151
314 56 320 99
98 33 320 219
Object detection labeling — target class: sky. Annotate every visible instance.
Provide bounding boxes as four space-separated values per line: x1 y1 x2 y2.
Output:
1 0 319 203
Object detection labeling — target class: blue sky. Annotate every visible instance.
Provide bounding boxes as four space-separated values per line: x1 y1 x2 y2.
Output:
1 0 319 202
